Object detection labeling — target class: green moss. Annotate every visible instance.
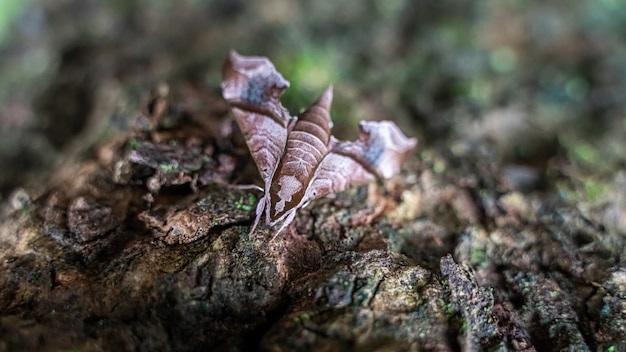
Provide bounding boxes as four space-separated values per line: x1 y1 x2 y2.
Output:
458 319 467 334
159 163 180 173
571 143 600 166
234 195 254 211
583 178 608 202
186 163 203 172
128 138 141 151
439 298 453 316
469 246 486 266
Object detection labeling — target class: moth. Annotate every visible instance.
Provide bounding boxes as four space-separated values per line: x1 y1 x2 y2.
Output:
222 51 417 236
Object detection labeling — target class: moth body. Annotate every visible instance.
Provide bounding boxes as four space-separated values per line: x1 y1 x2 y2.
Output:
268 87 333 223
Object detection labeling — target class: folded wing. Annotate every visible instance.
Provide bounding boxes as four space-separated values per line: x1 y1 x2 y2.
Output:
305 121 417 201
221 50 293 184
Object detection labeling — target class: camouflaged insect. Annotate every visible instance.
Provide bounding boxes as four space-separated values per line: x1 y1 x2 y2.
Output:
222 51 417 236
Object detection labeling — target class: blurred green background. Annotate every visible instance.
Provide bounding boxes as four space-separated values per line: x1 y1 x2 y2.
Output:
0 0 625 198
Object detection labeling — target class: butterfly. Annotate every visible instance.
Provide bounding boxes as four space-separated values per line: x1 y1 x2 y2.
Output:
221 51 417 237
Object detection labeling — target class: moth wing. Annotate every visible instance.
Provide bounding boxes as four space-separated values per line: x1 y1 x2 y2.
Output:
303 152 377 201
332 121 417 179
230 110 289 184
267 87 334 222
305 121 417 200
222 51 293 183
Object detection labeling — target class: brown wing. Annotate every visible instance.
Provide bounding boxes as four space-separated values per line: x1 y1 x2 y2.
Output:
221 50 293 184
268 87 333 222
304 120 417 201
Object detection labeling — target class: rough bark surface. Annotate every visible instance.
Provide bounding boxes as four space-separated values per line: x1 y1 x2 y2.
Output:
1 1 625 351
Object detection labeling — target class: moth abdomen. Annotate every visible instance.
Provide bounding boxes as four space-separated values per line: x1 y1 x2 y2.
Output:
297 87 333 132
291 120 329 147
283 86 334 172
